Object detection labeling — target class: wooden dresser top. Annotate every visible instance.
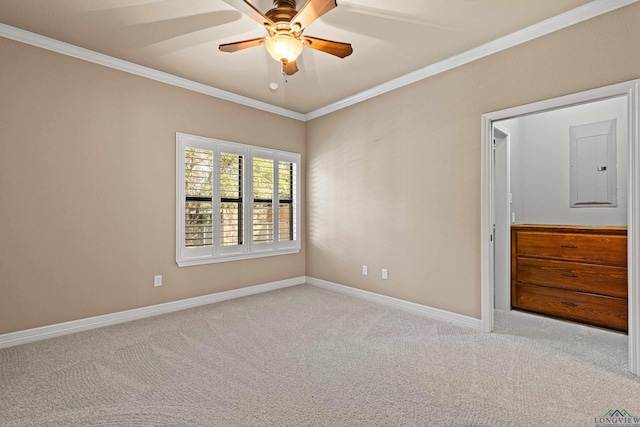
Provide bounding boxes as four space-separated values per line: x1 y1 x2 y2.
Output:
511 224 627 235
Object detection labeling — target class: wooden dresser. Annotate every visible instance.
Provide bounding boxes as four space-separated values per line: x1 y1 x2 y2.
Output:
511 224 628 332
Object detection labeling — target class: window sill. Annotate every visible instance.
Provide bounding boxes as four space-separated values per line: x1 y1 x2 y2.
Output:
176 247 301 267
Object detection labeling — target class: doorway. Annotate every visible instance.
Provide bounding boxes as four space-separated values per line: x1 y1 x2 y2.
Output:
481 79 640 376
494 97 628 311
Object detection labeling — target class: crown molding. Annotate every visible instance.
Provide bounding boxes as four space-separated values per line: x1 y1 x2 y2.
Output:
304 0 640 121
1 0 637 122
0 23 306 122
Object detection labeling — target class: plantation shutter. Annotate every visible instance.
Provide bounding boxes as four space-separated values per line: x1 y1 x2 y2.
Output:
184 147 213 248
253 157 274 243
278 160 296 242
220 153 243 246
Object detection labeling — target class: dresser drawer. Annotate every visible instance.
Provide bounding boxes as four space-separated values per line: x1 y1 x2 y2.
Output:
513 283 628 331
515 231 627 266
515 257 627 298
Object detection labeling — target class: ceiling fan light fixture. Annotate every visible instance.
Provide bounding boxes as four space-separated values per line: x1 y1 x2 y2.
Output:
265 33 303 64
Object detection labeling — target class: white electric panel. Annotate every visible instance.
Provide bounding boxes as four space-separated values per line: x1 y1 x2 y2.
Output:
569 119 617 208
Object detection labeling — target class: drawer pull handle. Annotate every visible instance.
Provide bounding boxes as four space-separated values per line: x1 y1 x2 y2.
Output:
561 245 578 249
562 273 578 278
561 301 578 307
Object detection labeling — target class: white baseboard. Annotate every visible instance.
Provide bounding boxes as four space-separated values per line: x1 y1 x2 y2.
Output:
0 277 305 349
306 276 482 330
1 276 480 349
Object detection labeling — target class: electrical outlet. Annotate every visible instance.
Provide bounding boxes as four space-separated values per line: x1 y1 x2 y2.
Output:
362 265 368 276
154 275 163 287
382 269 388 280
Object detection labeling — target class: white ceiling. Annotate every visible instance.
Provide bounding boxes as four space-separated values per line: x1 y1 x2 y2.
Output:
0 0 625 115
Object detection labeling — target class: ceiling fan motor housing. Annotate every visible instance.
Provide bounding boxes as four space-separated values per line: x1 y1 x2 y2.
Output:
267 0 298 24
273 0 297 10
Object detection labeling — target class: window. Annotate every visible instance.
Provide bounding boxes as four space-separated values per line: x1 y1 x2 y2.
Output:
176 133 300 266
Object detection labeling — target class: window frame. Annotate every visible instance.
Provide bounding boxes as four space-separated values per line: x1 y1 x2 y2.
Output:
176 133 301 267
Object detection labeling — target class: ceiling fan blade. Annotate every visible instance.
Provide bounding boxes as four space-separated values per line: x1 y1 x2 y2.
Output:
283 60 299 76
219 37 266 53
302 36 352 58
291 0 337 31
220 0 275 29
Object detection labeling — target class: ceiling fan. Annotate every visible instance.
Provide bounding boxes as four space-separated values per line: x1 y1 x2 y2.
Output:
219 0 353 76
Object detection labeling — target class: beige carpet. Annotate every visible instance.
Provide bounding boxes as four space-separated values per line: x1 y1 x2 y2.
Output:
1 284 639 426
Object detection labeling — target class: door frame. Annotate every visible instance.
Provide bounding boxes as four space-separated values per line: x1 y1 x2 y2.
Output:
492 124 512 311
480 79 640 376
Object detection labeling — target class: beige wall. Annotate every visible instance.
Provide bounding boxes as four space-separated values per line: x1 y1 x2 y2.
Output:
305 3 640 318
0 38 306 334
2 3 639 334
